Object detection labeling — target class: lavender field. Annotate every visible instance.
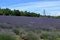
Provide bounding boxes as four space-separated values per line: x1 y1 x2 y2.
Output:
0 16 60 40
1 0 60 40
0 16 60 30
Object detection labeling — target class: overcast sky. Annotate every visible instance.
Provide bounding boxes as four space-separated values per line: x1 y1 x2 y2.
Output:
0 0 60 16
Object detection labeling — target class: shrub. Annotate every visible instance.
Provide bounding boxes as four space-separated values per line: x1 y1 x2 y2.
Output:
13 29 20 35
13 29 23 38
40 32 58 40
27 32 39 40
0 33 16 40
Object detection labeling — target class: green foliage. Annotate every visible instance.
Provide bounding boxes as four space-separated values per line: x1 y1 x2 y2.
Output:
13 29 23 38
27 32 39 40
0 8 60 18
53 16 60 18
13 29 20 35
0 34 16 40
0 8 40 17
13 10 21 16
16 35 22 40
40 32 58 40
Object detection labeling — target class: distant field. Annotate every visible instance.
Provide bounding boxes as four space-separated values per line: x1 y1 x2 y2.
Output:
0 16 60 31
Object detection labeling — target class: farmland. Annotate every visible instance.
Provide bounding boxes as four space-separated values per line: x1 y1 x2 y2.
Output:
0 0 60 40
0 16 60 40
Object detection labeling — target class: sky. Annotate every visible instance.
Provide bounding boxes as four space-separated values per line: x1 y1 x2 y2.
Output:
0 0 60 16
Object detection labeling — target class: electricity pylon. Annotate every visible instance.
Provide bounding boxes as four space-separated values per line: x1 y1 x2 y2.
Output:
43 9 46 16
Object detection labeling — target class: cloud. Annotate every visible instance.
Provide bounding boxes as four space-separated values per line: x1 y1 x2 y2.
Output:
9 1 60 8
7 1 60 16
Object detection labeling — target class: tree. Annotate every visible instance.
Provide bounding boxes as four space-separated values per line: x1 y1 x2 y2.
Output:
3 8 11 15
13 10 21 16
0 8 41 17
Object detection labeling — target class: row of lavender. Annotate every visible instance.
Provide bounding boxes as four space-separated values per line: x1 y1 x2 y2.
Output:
0 16 60 31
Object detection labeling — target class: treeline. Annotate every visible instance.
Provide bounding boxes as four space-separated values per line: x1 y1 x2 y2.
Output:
0 8 40 17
